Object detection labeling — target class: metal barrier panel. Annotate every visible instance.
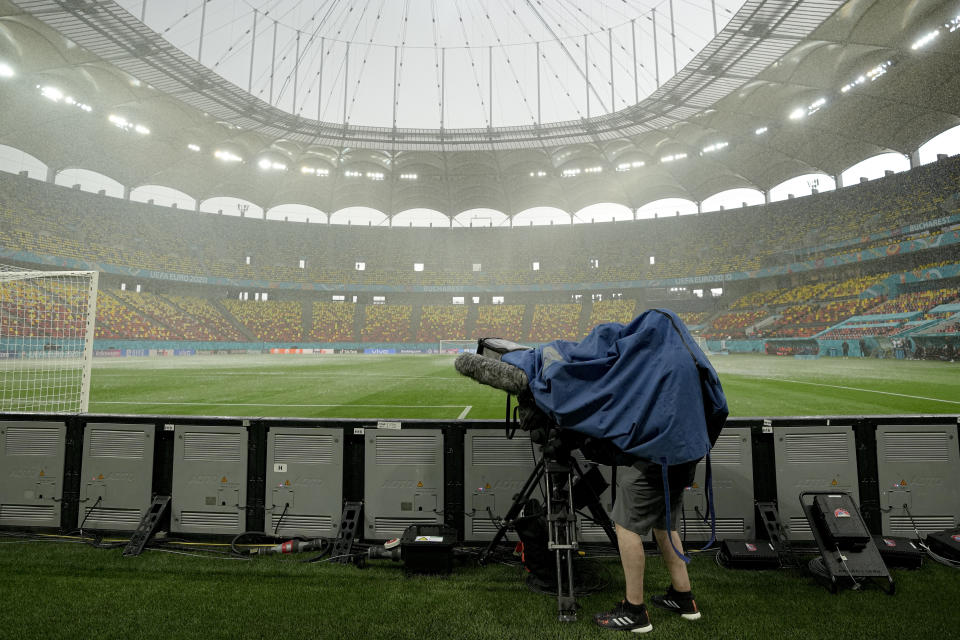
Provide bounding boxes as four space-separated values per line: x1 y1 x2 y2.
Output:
681 427 755 541
876 424 960 536
774 425 859 540
0 421 66 528
364 428 443 540
463 430 536 541
171 424 248 535
78 423 155 531
265 426 343 538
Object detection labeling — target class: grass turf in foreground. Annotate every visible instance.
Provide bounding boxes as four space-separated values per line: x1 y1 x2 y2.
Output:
1 541 958 640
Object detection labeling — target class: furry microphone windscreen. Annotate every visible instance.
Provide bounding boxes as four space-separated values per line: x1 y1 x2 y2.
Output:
454 353 529 395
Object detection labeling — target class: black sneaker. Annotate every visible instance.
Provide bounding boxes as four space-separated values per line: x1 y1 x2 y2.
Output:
594 601 653 633
651 586 701 620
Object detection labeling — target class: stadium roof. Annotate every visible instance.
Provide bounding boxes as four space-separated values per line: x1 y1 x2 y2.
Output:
0 0 959 216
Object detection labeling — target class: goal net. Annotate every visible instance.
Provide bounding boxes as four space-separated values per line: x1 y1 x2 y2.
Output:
0 265 98 413
438 339 477 354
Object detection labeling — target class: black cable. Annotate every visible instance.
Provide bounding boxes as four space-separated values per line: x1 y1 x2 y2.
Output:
274 502 290 536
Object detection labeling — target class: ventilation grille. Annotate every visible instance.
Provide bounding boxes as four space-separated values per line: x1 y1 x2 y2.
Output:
788 516 812 536
711 434 743 465
680 518 745 537
88 429 145 459
889 515 955 535
580 521 613 540
375 435 438 465
471 436 532 466
373 516 437 537
81 507 142 529
182 432 242 462
179 511 240 530
882 432 950 463
4 427 61 457
0 504 56 523
784 433 850 464
471 518 500 537
274 434 334 465
270 514 333 534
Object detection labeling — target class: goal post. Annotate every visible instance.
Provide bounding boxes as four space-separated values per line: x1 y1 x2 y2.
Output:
0 265 98 413
438 339 477 354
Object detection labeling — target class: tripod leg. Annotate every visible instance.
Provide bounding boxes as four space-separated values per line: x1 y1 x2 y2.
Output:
547 463 579 622
478 457 546 565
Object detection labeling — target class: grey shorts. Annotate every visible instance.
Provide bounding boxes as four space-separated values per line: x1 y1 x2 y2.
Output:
611 459 699 536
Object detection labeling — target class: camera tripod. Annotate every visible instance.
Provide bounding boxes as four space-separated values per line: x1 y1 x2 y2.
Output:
478 450 617 622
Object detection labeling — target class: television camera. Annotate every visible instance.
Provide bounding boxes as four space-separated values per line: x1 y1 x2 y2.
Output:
455 338 617 622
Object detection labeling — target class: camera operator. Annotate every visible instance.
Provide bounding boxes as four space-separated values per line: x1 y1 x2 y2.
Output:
594 460 700 633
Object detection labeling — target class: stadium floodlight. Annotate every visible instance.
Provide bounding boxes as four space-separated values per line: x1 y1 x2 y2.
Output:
755 126 768 135
661 153 687 163
214 149 242 163
789 107 806 120
258 158 272 170
561 168 581 177
949 16 960 33
702 141 728 154
40 86 63 102
344 170 362 177
0 62 15 78
400 173 418 180
584 166 602 174
134 124 150 135
366 171 384 180
187 143 201 152
911 29 939 50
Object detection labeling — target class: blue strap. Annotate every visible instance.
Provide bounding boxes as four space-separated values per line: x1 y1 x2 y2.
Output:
699 453 716 550
661 458 691 564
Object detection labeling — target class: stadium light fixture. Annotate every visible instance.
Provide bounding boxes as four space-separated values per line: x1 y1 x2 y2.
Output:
187 143 201 152
301 166 329 176
40 85 64 102
258 158 287 171
661 153 687 163
366 171 384 181
584 166 603 174
400 173 418 180
911 29 939 50
949 16 960 33
134 124 150 135
702 141 728 154
755 126 768 135
561 168 581 178
344 170 362 178
214 149 243 163
616 160 645 172
788 107 806 120
0 63 14 78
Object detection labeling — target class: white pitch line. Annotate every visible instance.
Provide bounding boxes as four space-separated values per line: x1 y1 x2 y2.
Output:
777 378 960 406
91 401 469 409
457 406 472 419
94 372 463 381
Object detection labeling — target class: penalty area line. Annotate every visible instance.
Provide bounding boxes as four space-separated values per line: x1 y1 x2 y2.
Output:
91 401 470 409
457 406 472 419
777 378 960 406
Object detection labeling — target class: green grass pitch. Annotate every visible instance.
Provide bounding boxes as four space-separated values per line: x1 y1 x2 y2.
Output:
87 353 960 419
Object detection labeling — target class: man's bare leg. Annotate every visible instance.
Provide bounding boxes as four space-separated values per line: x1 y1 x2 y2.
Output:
652 528 691 592
616 523 646 604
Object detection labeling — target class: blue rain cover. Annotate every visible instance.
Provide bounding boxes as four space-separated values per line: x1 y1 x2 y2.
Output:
502 308 727 465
